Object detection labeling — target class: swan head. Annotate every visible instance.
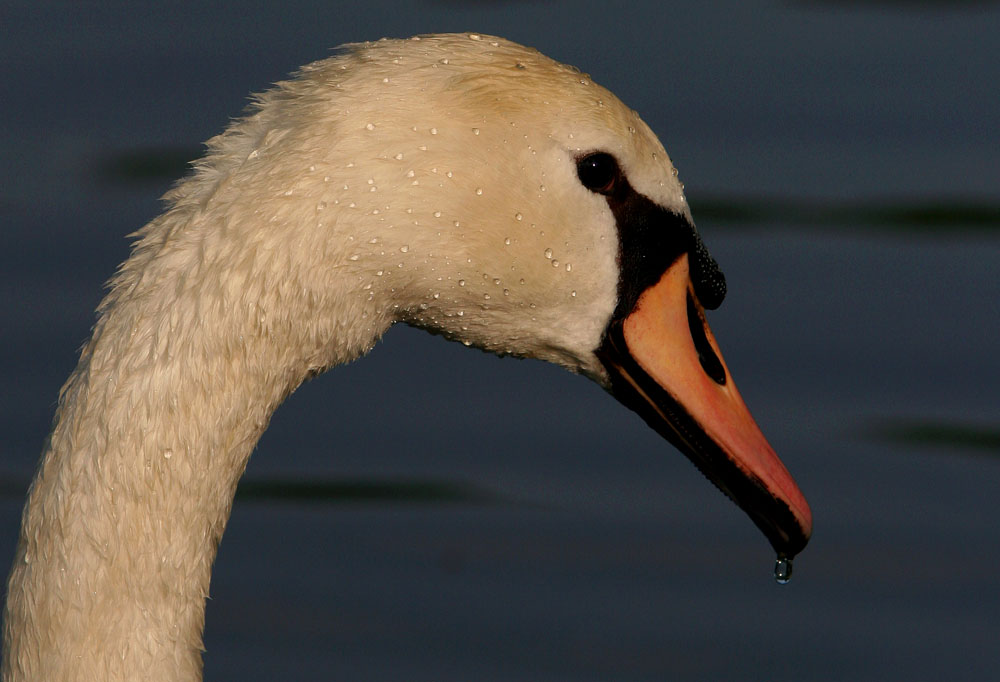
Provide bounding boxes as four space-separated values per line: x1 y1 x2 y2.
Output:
170 33 810 559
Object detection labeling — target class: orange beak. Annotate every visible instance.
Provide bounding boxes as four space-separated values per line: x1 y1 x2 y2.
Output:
597 253 812 560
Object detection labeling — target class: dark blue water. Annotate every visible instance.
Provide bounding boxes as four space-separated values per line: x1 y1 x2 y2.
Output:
3 2 999 680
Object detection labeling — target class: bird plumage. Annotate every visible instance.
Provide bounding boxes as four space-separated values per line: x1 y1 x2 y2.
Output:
3 34 809 682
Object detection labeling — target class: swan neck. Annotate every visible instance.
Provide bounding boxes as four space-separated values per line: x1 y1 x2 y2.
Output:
2 264 354 681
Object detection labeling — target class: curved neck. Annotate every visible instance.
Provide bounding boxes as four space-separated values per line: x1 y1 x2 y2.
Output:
2 249 376 681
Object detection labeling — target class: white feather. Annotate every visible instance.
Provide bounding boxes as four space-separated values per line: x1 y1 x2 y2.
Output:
3 34 689 681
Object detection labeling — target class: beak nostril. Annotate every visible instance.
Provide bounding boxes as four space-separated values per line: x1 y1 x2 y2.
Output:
687 292 726 385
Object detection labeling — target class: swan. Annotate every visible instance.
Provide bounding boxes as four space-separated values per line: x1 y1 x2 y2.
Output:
2 33 811 681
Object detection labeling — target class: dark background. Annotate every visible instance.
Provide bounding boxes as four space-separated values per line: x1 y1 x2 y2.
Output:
3 1 999 679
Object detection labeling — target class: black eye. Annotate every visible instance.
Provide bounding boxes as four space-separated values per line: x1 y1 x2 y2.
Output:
576 152 619 194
